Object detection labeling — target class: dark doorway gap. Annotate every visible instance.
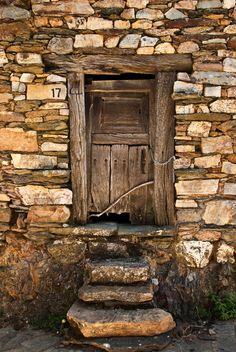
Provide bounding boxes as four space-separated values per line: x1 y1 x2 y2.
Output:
89 213 131 224
85 73 155 84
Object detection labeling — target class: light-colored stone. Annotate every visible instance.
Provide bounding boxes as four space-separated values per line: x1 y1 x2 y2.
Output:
210 99 236 114
224 25 236 34
132 20 152 29
223 58 236 72
17 186 72 205
48 37 73 54
223 0 235 8
174 81 203 95
67 301 175 337
27 84 67 100
32 0 94 16
222 161 236 174
87 17 113 30
0 193 10 202
136 9 164 20
119 34 141 49
202 136 233 154
105 36 120 48
177 41 199 53
224 183 236 195
11 154 57 170
65 16 87 29
155 43 175 54
187 121 211 137
204 86 221 97
174 157 191 169
20 73 35 83
176 104 194 114
203 200 236 225
175 180 219 195
195 154 221 168
0 128 38 152
16 53 42 65
192 72 236 85
140 36 159 47
114 20 130 29
0 49 8 67
0 6 30 20
176 241 213 268
74 34 103 48
137 47 154 54
177 209 202 222
94 0 125 8
121 8 135 19
27 205 70 223
175 0 197 9
216 243 235 264
197 0 222 8
176 199 198 208
175 145 195 153
165 8 187 19
127 0 149 9
46 74 66 83
41 142 68 152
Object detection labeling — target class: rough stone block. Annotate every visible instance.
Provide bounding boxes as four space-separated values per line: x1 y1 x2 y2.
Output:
205 86 221 97
47 240 86 264
67 301 176 337
203 200 236 225
0 6 30 20
0 208 11 223
16 53 42 65
165 8 187 19
210 99 236 113
17 186 72 205
136 9 164 20
177 41 199 53
41 142 68 152
127 0 149 9
86 259 150 284
32 0 94 16
223 58 236 72
195 154 221 168
119 34 141 48
0 128 38 152
201 136 233 154
0 93 13 103
176 241 213 268
175 180 219 195
216 243 235 264
187 121 211 137
94 0 125 8
222 161 236 174
27 205 70 224
74 34 103 48
11 154 57 170
0 49 8 67
197 0 222 8
224 183 236 195
87 17 113 30
27 84 67 100
175 199 198 208
155 43 175 54
48 37 73 54
192 72 236 85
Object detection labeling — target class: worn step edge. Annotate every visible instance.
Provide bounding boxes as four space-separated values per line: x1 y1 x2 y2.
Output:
67 301 176 338
78 283 154 304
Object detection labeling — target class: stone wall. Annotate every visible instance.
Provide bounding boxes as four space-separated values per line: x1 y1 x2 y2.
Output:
0 0 235 323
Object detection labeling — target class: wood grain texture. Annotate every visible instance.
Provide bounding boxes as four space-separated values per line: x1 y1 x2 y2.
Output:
153 72 176 226
44 54 192 74
68 73 87 224
92 133 149 145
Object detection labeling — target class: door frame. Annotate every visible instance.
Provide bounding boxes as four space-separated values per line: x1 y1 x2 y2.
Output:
57 54 193 225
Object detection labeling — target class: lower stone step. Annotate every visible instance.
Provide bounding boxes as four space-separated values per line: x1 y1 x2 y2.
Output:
78 283 154 304
86 258 150 284
67 301 176 338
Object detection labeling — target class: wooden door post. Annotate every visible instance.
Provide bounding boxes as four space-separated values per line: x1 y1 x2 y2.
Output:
68 73 87 224
153 72 176 225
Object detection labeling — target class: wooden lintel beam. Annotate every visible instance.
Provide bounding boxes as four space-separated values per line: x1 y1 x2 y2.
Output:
44 54 192 74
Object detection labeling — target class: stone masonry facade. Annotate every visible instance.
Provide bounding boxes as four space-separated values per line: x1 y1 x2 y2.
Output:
0 0 235 323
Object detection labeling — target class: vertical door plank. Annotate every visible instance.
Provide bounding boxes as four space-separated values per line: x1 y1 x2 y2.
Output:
90 145 110 213
153 72 176 225
129 146 149 224
110 145 129 214
68 72 87 224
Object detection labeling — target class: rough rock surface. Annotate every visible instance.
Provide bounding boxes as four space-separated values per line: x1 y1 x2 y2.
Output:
67 301 176 337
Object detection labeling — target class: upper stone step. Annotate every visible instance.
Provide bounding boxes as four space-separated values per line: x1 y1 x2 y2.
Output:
85 258 150 284
78 283 154 304
67 301 176 338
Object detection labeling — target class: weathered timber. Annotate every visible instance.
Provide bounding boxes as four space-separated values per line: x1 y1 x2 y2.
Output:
175 113 232 121
92 133 149 145
67 301 176 337
68 73 87 224
154 72 176 225
78 283 154 304
43 54 192 74
86 259 150 284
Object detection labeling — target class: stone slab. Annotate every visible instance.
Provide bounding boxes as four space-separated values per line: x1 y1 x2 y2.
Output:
78 283 153 303
32 0 94 16
27 84 67 100
0 128 38 152
67 301 176 337
86 259 150 284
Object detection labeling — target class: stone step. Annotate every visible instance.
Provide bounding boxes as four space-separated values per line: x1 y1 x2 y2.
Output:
78 283 154 304
67 301 176 338
86 258 150 284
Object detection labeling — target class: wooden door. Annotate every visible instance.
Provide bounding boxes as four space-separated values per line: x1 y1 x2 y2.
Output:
86 79 154 224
